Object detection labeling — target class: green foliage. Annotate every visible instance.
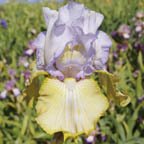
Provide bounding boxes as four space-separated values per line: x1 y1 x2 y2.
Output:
0 0 144 144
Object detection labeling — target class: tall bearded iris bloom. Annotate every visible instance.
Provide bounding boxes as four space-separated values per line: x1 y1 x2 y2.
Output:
26 1 130 140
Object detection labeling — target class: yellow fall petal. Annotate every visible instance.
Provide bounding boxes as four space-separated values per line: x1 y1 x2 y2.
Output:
36 78 109 140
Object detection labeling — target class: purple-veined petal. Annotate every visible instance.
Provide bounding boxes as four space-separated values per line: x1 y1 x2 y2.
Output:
57 1 84 25
93 31 112 68
33 32 46 69
45 64 64 80
44 25 73 65
82 9 104 34
70 27 96 77
73 28 96 56
57 1 103 35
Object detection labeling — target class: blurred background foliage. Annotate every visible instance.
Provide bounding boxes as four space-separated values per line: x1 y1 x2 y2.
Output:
0 0 144 144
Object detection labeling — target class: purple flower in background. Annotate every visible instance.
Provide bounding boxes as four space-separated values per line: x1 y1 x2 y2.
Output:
138 95 144 103
12 88 21 97
33 1 112 80
135 21 143 33
0 19 7 29
117 24 131 39
23 70 31 80
101 134 107 142
5 80 16 91
133 70 139 78
18 56 29 68
111 31 119 38
86 135 95 144
8 68 16 78
24 41 36 56
132 11 144 38
134 43 144 53
117 43 128 51
0 90 7 99
4 80 21 97
111 24 131 42
136 11 144 19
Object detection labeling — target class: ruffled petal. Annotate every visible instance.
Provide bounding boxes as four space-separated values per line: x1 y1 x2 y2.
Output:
82 9 104 34
57 2 103 35
43 7 58 27
57 1 84 25
45 64 64 80
43 7 71 69
36 78 109 140
93 31 112 69
68 27 96 77
72 27 95 54
44 25 73 66
33 32 46 69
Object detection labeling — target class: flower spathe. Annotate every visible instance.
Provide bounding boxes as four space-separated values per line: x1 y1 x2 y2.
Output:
26 1 130 140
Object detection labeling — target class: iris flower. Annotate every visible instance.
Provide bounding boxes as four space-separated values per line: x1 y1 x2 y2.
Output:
26 1 130 140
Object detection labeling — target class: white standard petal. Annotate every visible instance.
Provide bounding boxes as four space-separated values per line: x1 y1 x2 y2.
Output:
57 1 84 25
44 25 73 65
59 2 104 35
93 31 112 69
82 9 104 34
43 7 58 27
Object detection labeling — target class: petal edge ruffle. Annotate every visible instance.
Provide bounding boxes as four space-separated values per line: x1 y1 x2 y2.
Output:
36 78 109 140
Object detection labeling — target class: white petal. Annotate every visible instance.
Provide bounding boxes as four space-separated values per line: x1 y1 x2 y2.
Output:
58 2 103 35
44 26 73 65
57 2 84 25
82 10 104 34
93 31 112 68
33 32 46 69
43 7 58 27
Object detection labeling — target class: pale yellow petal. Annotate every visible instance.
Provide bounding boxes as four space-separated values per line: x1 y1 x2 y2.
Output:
36 78 109 140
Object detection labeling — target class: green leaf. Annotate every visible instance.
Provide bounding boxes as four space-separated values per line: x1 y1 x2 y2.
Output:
138 52 144 73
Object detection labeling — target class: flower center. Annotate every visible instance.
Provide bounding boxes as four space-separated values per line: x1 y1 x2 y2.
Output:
56 45 86 77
